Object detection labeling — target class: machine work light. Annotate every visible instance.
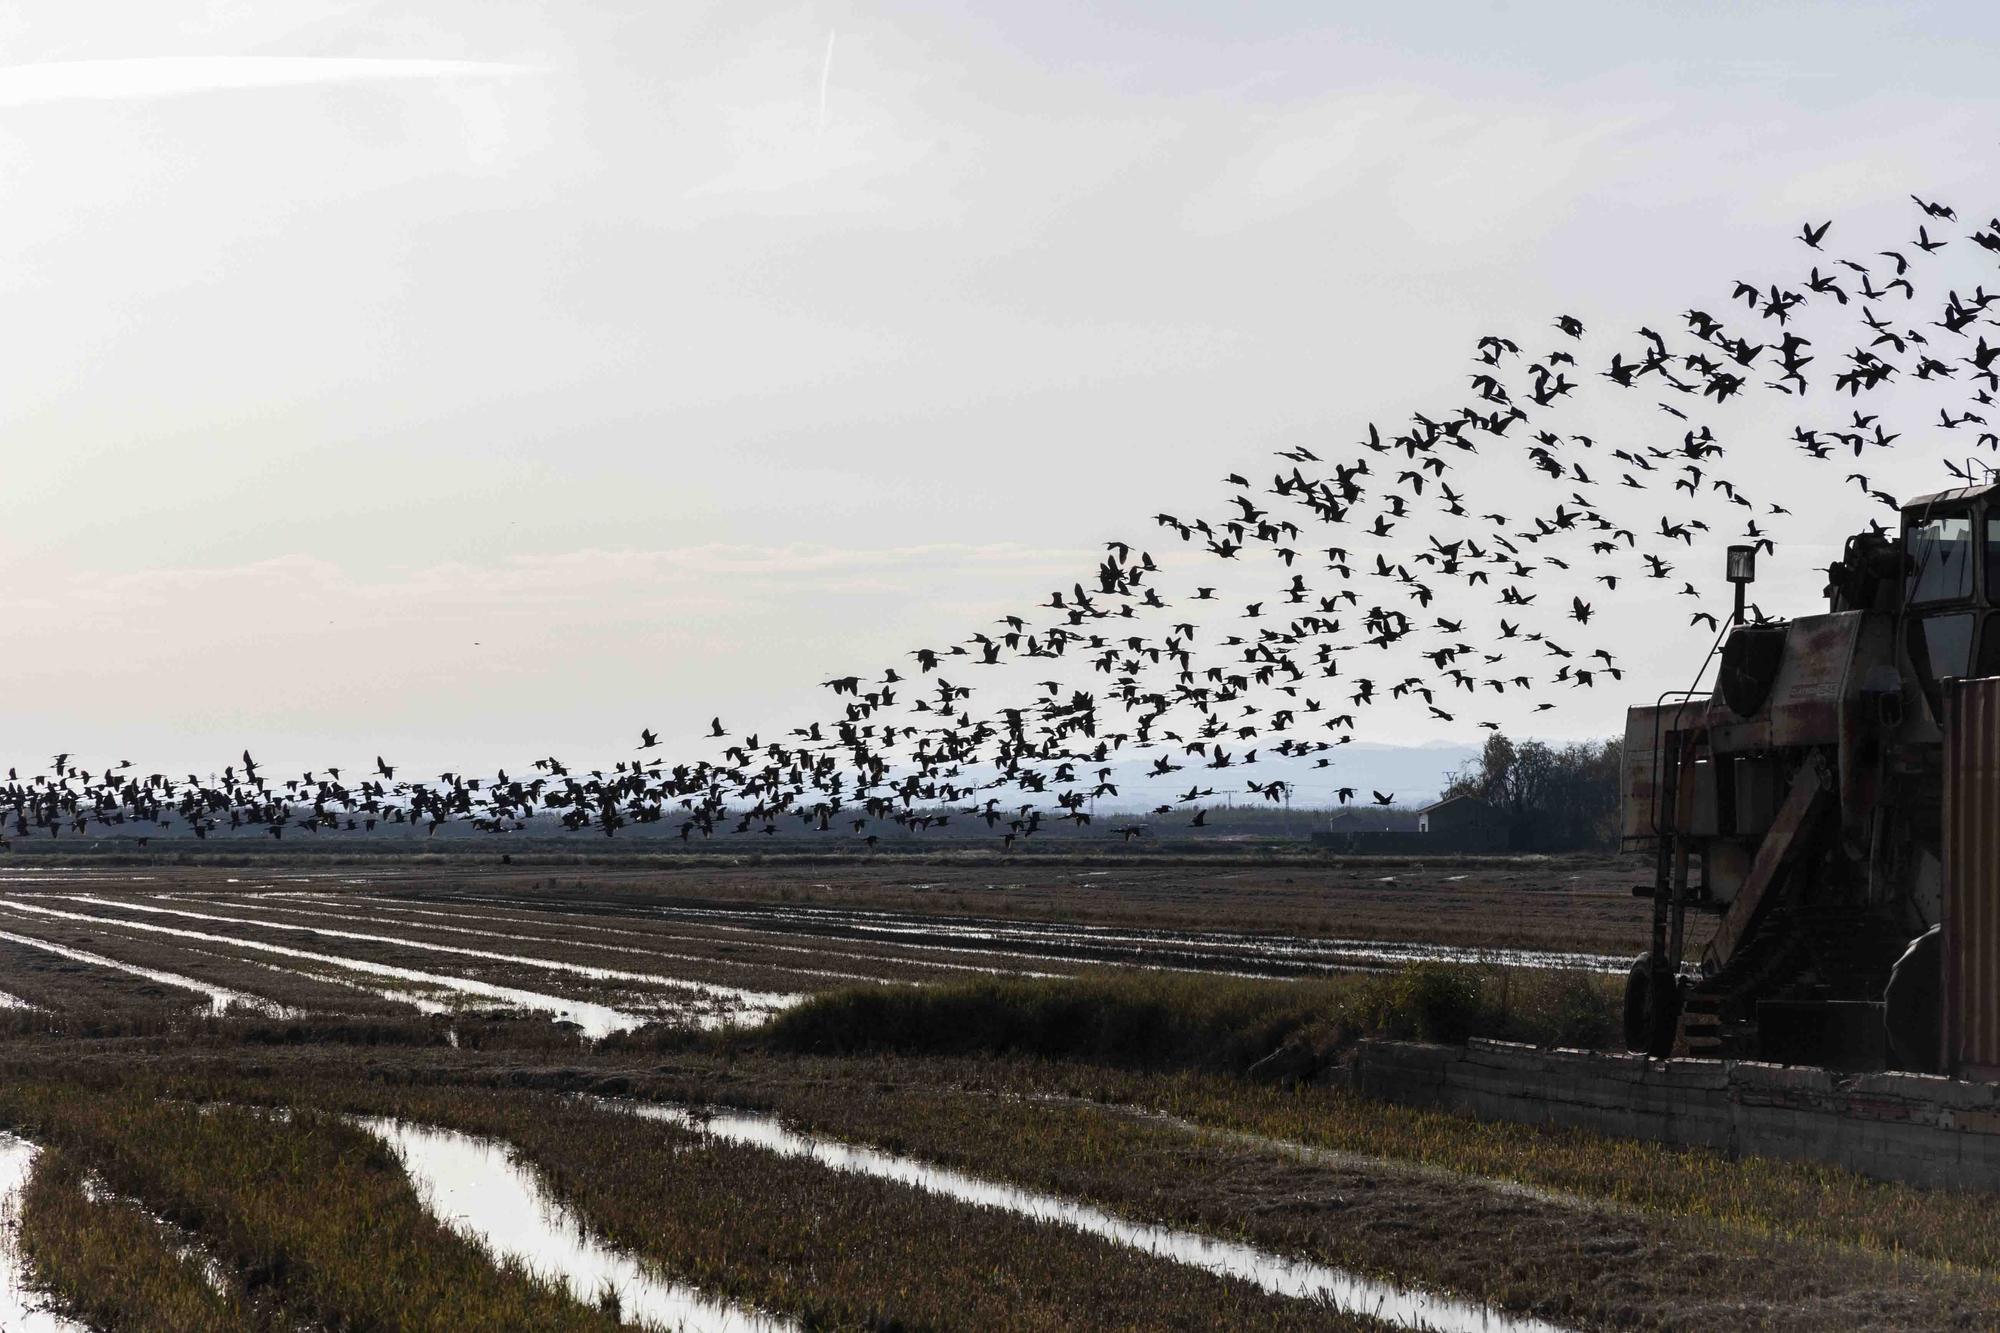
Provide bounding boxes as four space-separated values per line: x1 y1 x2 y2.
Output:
1726 544 1756 625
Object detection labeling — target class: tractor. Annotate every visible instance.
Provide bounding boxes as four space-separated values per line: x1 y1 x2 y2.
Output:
1621 482 2000 1073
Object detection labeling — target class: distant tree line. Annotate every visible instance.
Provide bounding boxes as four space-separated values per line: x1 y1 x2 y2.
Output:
1441 732 1623 852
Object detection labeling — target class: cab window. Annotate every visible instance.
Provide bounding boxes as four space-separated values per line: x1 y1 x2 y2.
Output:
1908 513 1975 604
1921 612 1977 681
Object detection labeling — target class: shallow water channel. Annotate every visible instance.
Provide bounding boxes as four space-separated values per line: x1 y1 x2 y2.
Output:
713 903 1632 975
49 895 801 1032
0 1134 94 1332
62 894 798 1013
0 899 644 1037
462 893 1628 978
358 1117 793 1333
0 923 291 1018
609 1100 1572 1333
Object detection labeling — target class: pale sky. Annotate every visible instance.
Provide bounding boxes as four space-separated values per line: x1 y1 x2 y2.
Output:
5 2 2000 791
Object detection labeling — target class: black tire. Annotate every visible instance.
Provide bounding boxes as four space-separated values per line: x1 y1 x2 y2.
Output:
1622 954 1652 1053
1623 954 1681 1057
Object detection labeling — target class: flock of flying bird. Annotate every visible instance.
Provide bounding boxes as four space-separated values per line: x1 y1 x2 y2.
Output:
10 193 2000 848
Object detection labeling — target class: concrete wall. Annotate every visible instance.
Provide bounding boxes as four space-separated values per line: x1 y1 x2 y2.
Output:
1345 1038 2000 1190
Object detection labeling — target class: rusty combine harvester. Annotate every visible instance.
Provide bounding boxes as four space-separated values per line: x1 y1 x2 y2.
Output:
1623 484 2000 1076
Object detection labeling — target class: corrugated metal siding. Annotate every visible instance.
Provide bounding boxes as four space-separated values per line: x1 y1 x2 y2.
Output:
1946 677 2000 1078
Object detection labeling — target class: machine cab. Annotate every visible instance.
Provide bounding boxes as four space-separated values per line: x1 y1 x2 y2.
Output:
1902 486 2000 718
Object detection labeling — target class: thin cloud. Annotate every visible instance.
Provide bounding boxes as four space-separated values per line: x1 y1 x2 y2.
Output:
0 56 530 107
24 542 1090 610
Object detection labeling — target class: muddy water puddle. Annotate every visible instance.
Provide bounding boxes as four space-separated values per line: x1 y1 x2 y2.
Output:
0 1134 93 1331
358 1117 793 1333
609 1101 1570 1333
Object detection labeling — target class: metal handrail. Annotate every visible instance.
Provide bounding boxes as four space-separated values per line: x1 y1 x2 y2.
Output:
1647 689 1707 838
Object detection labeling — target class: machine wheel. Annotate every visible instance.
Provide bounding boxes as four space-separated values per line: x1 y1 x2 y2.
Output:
1884 926 1943 1073
1622 955 1679 1056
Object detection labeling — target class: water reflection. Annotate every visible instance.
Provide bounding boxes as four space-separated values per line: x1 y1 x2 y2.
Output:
359 1117 794 1333
0 1134 95 1332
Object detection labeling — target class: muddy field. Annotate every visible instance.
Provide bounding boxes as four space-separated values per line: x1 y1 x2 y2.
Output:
0 856 1962 1332
0 857 1675 1043
495 853 1675 957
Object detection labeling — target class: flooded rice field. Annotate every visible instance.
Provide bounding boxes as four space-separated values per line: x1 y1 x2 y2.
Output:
0 857 1931 1331
0 926 292 1020
607 1099 1568 1333
0 860 1647 1036
518 896 1634 975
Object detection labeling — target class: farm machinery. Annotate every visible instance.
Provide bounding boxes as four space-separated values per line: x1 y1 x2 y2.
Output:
1622 483 2000 1076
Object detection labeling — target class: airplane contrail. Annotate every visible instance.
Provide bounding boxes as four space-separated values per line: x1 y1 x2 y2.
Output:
817 30 836 133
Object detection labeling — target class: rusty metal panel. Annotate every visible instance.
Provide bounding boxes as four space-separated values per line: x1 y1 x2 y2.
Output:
1769 612 1867 747
1945 676 2000 1079
1621 701 1706 845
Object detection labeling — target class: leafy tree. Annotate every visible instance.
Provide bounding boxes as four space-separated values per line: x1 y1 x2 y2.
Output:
1443 732 1622 850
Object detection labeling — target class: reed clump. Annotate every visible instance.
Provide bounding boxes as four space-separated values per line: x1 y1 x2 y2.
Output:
759 961 1620 1072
